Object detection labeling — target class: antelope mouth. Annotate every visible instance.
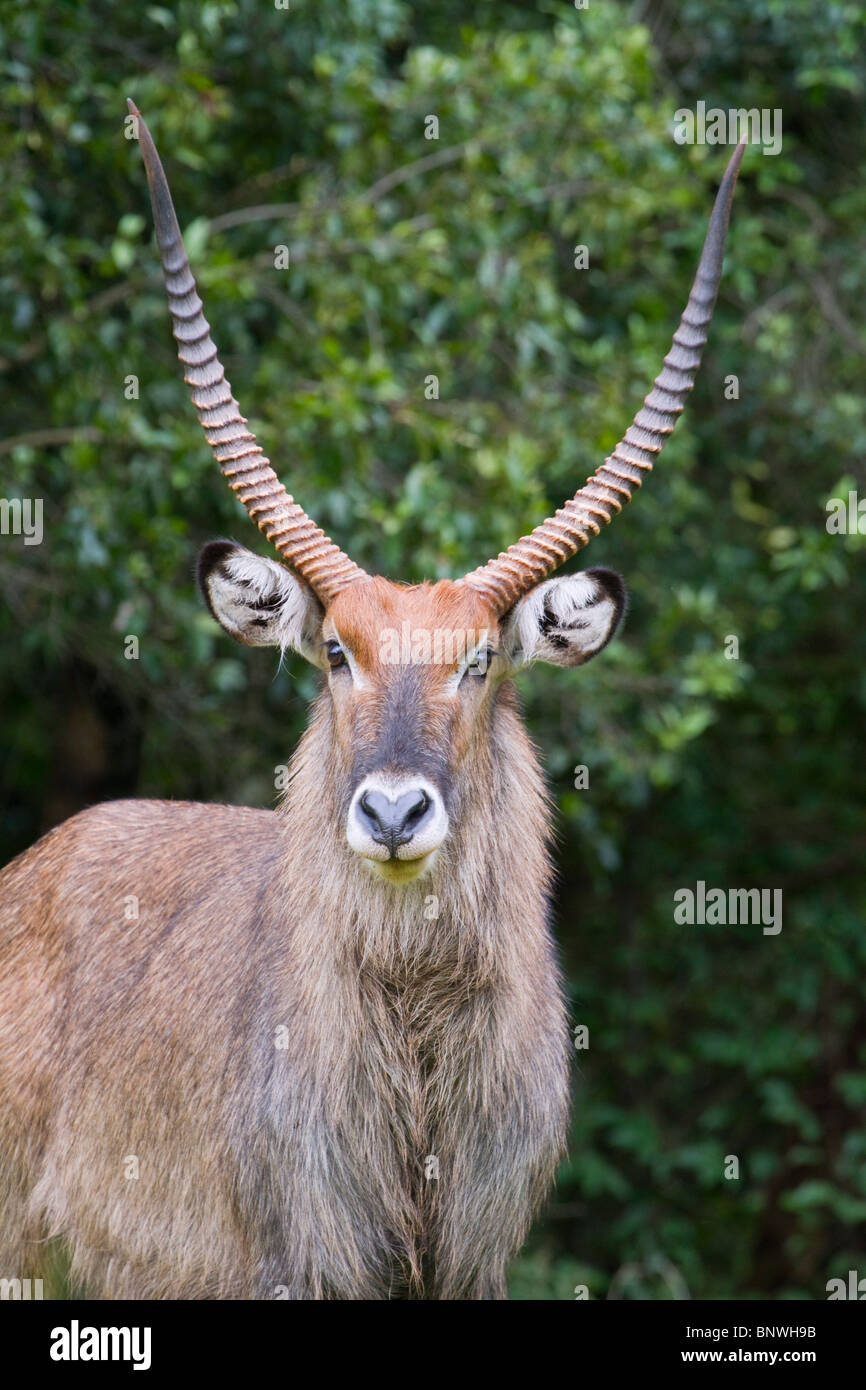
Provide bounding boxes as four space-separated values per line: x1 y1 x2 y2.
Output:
346 775 448 880
364 851 438 884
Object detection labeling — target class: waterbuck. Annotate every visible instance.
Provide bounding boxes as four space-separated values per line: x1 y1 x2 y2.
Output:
0 107 743 1300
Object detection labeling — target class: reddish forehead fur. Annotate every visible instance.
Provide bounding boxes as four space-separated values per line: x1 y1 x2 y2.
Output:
327 577 497 670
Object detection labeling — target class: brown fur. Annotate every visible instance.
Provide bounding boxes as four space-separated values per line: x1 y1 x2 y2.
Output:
0 579 571 1299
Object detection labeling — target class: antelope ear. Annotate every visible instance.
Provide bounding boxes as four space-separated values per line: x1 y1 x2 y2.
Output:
197 540 324 665
503 568 626 669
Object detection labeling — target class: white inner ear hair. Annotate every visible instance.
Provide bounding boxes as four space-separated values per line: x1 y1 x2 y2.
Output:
508 573 617 665
208 550 321 661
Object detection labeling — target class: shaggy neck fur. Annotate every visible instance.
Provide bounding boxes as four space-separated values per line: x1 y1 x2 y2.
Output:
255 680 569 1299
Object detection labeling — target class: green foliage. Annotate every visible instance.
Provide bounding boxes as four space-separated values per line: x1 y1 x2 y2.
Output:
1 0 864 1298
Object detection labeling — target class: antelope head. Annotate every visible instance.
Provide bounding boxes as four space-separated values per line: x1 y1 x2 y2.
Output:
130 102 743 883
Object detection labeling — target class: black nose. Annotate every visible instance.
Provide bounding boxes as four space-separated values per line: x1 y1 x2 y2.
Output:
357 789 433 857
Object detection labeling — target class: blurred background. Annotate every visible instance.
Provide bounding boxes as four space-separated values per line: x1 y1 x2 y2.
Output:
1 0 865 1298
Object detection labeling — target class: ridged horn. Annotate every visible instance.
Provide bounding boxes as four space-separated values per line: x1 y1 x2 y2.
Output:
128 100 367 604
464 140 746 613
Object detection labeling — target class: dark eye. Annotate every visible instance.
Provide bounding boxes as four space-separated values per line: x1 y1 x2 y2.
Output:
463 648 494 680
326 640 347 670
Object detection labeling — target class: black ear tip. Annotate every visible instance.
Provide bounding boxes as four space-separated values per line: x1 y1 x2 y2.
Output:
197 539 239 597
585 565 627 611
